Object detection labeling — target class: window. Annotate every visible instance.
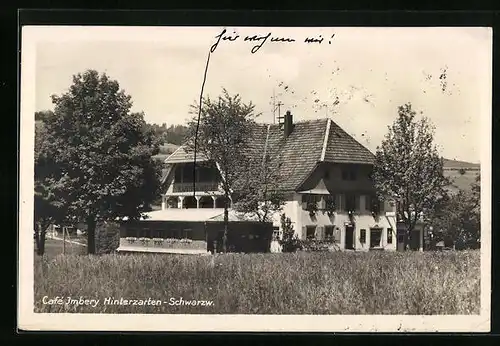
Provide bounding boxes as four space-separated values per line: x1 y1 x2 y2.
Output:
182 229 192 239
341 170 349 180
387 228 393 244
272 226 281 240
366 195 381 213
174 166 182 182
370 228 382 248
166 229 181 239
324 195 336 211
306 226 316 240
360 229 366 243
302 194 323 210
173 229 181 239
324 226 334 241
302 194 322 204
126 228 137 237
342 169 357 181
345 194 357 212
153 230 163 238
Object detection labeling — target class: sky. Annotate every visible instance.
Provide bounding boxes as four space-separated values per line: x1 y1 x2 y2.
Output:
32 26 492 163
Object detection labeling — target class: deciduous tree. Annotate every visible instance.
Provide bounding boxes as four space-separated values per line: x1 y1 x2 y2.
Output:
41 69 162 254
34 117 67 255
372 103 449 248
185 89 258 253
233 153 286 224
431 174 481 249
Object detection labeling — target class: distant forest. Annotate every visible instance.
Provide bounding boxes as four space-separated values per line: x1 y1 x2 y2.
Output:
35 111 188 146
146 122 188 146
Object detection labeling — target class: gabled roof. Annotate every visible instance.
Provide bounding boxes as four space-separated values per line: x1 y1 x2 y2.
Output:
164 145 209 164
162 116 375 191
265 119 328 191
324 120 375 164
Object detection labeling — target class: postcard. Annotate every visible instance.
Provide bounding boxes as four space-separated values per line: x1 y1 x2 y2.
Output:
18 25 492 332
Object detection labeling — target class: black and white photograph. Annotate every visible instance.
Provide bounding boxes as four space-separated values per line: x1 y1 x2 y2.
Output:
18 25 491 332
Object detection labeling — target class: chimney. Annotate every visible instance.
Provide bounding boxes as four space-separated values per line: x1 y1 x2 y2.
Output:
284 110 293 137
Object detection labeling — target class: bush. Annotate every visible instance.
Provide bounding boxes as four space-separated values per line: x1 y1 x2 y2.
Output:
279 213 303 252
95 221 121 255
301 239 338 252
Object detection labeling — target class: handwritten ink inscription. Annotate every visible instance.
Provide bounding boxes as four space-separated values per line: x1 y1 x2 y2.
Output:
210 29 335 54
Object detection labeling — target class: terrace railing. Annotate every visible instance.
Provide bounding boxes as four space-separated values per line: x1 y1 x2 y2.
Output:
173 182 219 193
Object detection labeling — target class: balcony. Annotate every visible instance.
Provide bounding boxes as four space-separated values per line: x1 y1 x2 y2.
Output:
172 182 219 193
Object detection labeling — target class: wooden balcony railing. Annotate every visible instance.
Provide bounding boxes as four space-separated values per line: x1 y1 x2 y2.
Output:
172 182 219 193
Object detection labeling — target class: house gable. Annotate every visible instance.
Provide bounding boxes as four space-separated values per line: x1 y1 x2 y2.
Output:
323 120 375 165
161 114 377 193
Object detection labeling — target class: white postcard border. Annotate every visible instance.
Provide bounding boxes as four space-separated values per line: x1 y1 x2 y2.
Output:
18 26 492 332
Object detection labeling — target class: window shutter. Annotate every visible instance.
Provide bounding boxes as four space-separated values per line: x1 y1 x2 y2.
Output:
318 197 326 210
302 226 307 240
334 227 341 243
338 194 344 212
364 195 370 212
355 195 360 211
316 226 324 240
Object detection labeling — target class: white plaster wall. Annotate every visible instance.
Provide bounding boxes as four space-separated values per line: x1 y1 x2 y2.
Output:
291 195 398 251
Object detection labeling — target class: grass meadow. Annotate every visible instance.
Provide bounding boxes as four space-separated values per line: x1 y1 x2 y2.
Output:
34 247 480 315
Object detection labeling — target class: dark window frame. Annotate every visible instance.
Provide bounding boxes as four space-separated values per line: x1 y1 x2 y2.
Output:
306 226 316 240
324 225 334 241
370 228 382 248
360 229 366 243
182 229 192 239
126 228 137 237
387 228 393 244
342 169 357 181
345 194 357 212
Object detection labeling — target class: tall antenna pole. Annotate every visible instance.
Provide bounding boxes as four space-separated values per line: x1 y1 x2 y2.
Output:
272 89 276 124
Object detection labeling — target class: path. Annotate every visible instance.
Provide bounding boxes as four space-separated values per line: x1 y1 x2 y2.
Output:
47 234 87 247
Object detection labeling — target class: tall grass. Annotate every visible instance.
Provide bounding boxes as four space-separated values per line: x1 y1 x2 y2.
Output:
34 250 480 315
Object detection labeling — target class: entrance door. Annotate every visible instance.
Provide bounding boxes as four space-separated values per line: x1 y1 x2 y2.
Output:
396 229 406 251
345 225 354 249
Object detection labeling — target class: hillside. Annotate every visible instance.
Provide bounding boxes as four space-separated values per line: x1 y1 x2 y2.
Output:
442 158 480 193
443 158 480 170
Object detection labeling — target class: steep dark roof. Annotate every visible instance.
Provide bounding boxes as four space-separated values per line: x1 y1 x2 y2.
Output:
324 121 375 164
265 119 327 191
163 117 375 191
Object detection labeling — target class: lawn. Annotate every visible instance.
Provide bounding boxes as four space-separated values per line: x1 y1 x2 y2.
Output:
33 250 480 315
37 238 87 260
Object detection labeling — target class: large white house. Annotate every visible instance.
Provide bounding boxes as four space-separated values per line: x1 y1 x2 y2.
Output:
129 111 425 253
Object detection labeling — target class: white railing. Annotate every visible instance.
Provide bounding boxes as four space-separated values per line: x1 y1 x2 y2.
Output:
172 182 219 193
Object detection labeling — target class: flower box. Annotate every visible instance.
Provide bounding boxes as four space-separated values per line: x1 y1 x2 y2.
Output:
138 237 151 245
125 237 137 244
152 238 164 246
